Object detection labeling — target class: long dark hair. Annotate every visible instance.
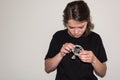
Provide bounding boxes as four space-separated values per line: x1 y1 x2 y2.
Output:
63 0 94 36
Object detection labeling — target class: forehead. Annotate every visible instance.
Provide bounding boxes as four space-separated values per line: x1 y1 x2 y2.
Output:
67 19 87 26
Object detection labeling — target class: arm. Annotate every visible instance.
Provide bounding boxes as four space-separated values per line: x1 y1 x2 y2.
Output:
91 56 107 77
45 43 75 73
79 50 107 77
45 52 64 73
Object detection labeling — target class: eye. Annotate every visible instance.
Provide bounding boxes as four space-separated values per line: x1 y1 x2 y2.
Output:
79 26 84 29
68 26 74 29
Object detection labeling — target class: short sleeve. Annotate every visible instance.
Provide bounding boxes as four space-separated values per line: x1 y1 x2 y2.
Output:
44 32 61 60
96 35 108 63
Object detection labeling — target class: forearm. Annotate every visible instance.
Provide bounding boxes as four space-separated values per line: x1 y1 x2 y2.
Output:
45 52 64 73
92 57 107 77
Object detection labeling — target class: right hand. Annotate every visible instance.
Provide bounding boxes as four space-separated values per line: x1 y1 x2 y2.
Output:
60 43 75 56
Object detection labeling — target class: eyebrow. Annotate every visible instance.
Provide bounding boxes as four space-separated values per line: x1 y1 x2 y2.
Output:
68 25 84 28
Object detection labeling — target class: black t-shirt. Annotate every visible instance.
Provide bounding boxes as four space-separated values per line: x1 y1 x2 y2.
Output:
45 29 107 80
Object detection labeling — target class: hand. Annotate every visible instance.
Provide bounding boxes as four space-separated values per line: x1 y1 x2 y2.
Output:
78 50 96 63
60 43 75 56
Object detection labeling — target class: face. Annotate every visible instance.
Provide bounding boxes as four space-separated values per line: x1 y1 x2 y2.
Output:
67 19 87 38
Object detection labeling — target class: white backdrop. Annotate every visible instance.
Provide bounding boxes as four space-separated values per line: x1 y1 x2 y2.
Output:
0 0 120 80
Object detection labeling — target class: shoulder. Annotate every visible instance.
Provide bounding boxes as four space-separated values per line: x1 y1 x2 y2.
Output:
88 32 101 39
87 32 103 42
53 29 67 38
89 31 100 36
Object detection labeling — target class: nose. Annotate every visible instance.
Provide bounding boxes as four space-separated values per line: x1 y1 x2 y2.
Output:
74 28 79 34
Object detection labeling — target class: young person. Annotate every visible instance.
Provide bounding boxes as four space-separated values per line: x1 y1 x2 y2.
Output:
44 0 107 80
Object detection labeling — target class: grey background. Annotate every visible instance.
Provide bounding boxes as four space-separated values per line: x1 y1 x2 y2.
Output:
0 0 120 80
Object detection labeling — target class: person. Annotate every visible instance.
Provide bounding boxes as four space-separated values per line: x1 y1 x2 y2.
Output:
44 0 108 80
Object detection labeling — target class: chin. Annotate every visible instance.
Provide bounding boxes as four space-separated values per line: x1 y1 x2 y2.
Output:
74 36 81 38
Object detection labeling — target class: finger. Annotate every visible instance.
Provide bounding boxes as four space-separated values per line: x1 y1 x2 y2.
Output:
64 47 71 52
80 57 91 63
79 53 90 61
64 43 75 52
67 43 75 50
80 50 88 55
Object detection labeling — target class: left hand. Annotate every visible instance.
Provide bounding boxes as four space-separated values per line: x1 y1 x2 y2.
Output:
78 50 96 63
